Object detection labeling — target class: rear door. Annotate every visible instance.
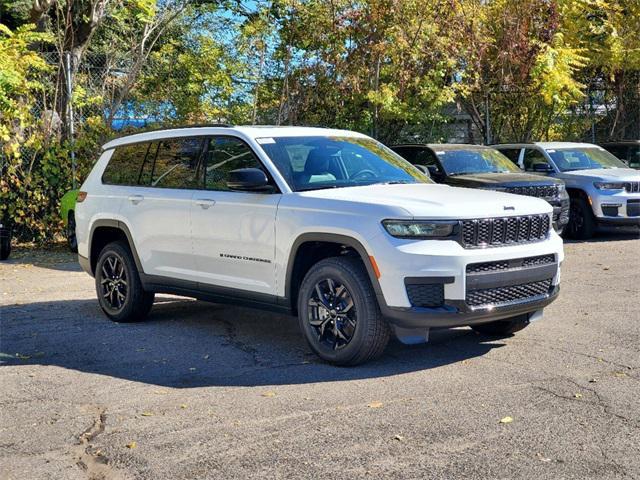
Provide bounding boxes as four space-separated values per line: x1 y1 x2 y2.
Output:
116 136 205 282
190 136 281 295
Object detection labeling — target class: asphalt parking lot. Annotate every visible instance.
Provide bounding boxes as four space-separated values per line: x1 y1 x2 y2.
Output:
1 232 639 480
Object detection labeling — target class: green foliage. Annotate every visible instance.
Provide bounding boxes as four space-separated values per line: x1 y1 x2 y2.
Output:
1 1 639 243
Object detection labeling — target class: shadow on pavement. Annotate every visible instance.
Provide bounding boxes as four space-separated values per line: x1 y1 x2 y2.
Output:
1 247 81 272
1 296 504 388
563 227 639 244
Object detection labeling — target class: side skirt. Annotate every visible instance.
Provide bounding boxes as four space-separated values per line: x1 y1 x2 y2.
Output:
139 273 293 316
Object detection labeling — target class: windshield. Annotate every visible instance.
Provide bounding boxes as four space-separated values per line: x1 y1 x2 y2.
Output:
257 136 432 191
548 148 627 171
435 148 521 175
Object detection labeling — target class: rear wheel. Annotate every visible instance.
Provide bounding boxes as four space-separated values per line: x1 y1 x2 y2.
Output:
67 212 78 253
297 256 390 366
567 197 596 239
471 314 530 336
0 229 10 261
95 241 154 322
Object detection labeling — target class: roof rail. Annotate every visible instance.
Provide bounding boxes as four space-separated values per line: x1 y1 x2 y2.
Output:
137 123 233 133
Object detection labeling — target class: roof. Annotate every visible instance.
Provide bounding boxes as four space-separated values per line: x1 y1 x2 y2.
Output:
494 142 603 150
392 143 492 151
600 140 640 145
102 125 369 150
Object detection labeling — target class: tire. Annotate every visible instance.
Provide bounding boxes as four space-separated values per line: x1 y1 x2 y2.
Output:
297 256 390 366
471 314 530 336
67 212 78 253
567 197 596 239
0 232 10 261
95 241 154 322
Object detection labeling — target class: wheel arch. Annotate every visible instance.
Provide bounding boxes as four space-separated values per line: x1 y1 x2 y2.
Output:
88 219 143 276
284 233 383 315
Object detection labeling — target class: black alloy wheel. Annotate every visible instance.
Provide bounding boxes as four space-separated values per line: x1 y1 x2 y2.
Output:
99 253 128 313
308 277 357 351
67 212 78 252
95 241 154 322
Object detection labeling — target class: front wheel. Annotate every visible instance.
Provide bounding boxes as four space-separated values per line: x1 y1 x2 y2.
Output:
567 197 596 239
471 314 530 336
95 241 154 322
297 256 390 366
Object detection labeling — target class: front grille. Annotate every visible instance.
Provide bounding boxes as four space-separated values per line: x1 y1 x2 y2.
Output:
462 215 550 248
628 199 640 217
505 185 558 198
466 278 553 307
406 284 444 308
625 182 640 193
466 254 556 274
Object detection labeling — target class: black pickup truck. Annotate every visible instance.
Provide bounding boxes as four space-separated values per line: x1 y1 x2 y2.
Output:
391 144 570 234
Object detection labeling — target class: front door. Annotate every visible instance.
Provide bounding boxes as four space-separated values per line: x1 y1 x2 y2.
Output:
190 136 281 296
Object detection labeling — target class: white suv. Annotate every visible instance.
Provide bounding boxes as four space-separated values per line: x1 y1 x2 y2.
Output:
76 126 563 365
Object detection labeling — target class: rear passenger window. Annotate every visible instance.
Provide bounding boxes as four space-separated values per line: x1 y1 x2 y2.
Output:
102 142 150 185
500 148 522 164
204 137 264 191
151 137 205 189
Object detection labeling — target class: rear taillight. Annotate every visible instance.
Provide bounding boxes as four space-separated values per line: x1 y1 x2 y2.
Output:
76 191 87 203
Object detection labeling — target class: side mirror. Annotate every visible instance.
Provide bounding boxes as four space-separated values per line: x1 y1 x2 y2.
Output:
227 168 273 192
415 164 431 177
532 163 553 173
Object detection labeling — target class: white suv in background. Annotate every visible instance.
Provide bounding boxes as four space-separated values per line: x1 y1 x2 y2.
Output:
495 142 640 239
76 126 563 365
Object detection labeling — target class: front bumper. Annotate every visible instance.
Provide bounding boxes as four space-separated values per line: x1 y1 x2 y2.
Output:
369 230 563 330
591 190 640 223
380 285 559 329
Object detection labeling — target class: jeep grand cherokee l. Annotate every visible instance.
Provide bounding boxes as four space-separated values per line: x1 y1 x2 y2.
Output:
75 126 563 365
390 144 570 233
495 142 640 239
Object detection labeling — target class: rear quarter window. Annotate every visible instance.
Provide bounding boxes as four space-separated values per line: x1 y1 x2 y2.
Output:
102 142 150 185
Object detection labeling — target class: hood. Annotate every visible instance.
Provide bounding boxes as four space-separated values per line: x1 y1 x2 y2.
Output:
445 172 562 188
297 183 552 219
559 167 640 182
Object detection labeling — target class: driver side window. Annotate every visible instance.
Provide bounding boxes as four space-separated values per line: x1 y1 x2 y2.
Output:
523 149 551 172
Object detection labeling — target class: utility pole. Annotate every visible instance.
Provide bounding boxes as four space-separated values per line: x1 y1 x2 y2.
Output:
65 52 77 190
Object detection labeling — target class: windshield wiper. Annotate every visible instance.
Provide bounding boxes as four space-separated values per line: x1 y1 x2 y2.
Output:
296 185 341 192
371 180 412 185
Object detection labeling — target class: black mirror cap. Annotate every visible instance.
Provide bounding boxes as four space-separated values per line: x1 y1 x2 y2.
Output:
227 168 273 192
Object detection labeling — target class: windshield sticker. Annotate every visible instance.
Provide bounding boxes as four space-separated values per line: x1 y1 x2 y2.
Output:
436 151 446 155
256 137 276 144
547 149 556 153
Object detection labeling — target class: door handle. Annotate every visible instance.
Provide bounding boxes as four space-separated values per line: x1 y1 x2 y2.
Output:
195 198 216 209
128 194 144 205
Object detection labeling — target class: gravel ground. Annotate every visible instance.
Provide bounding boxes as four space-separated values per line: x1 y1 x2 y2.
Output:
1 231 639 480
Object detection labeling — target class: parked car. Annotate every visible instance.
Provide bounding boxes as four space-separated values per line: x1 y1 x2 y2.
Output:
600 140 640 169
494 142 640 239
0 221 11 260
60 189 79 252
390 144 570 234
75 126 563 365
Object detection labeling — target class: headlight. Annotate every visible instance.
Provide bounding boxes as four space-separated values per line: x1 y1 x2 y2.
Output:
594 182 625 190
382 220 457 239
557 183 566 193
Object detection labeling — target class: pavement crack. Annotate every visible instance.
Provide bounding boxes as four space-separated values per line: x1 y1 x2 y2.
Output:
219 319 265 367
533 381 639 428
73 407 128 480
